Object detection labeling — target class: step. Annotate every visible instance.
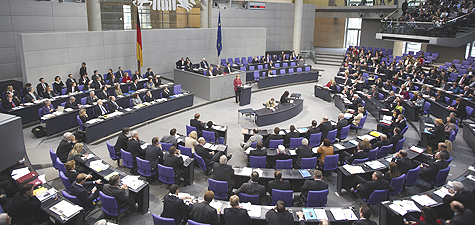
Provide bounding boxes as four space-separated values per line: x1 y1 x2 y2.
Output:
315 52 345 58
315 61 342 66
315 55 345 60
315 58 343 63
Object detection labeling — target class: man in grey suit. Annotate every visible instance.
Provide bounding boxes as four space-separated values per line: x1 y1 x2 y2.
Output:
240 128 263 150
160 128 178 147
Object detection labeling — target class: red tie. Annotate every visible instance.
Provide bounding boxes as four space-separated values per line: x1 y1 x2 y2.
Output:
11 101 15 107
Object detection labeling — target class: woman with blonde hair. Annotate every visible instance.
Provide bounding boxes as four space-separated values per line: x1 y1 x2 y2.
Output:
78 109 89 123
185 130 199 153
67 143 88 172
362 138 372 152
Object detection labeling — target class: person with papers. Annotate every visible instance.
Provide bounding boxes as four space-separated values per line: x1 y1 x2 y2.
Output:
274 145 290 168
419 152 449 184
352 205 376 225
103 175 138 212
223 195 251 225
334 113 349 139
264 127 283 148
404 206 443 225
265 201 294 225
352 171 394 199
249 141 267 157
388 127 404 154
161 184 192 225
164 146 190 186
304 120 320 139
392 150 418 174
300 170 328 205
341 142 368 165
442 181 475 214
70 173 102 211
372 134 390 150
190 191 219 225
8 184 47 225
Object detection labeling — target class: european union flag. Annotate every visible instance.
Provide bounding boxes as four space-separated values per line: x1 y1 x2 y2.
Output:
217 11 222 57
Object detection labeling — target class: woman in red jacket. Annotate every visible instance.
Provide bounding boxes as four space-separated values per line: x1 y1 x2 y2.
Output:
122 72 132 83
233 74 242 103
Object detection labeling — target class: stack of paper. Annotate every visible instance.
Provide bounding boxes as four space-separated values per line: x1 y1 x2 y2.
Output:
342 209 358 220
89 160 109 172
410 146 424 154
11 167 30 180
333 144 345 150
389 200 421 215
49 200 83 220
121 175 144 191
104 172 120 181
358 135 375 141
342 165 365 174
36 188 58 203
349 140 359 145
365 161 385 169
209 145 218 151
203 143 212 149
289 150 297 155
411 195 437 206
314 209 328 220
209 200 223 213
434 187 451 198
241 202 261 218
330 208 346 220
344 113 353 119
240 167 253 176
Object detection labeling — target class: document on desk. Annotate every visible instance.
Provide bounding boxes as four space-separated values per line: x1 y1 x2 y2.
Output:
303 208 317 220
240 167 253 176
36 188 58 203
89 160 109 172
349 140 359 145
121 175 144 191
343 165 365 174
333 144 345 150
344 113 353 119
411 195 437 206
179 154 190 161
467 174 475 182
209 145 218 151
314 209 328 220
253 169 263 177
104 171 120 181
241 202 261 218
297 128 308 133
358 135 375 141
342 209 358 220
365 161 385 170
369 131 383 137
330 208 346 220
279 130 286 135
50 200 82 220
410 146 424 154
212 125 227 131
389 200 421 215
312 147 319 154
434 187 451 198
209 200 223 213
11 167 30 180
289 150 297 155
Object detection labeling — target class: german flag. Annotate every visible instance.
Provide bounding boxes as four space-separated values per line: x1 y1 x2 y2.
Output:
136 9 143 68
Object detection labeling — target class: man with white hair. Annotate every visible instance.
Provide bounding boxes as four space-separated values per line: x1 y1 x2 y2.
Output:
274 145 290 168
351 94 362 110
212 155 235 191
200 58 209 69
295 138 312 168
443 181 475 212
93 99 108 118
334 113 349 138
0 213 11 225
56 132 76 163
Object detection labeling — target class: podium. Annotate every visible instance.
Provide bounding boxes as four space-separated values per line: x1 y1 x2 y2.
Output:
239 85 252 106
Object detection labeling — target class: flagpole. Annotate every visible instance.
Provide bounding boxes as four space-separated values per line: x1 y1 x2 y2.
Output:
136 6 142 76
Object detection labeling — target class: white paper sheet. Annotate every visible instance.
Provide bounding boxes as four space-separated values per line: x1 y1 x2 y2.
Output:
342 209 358 220
330 208 346 220
314 209 328 220
411 195 437 206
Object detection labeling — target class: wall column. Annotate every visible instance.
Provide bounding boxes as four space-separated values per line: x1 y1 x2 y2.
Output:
86 0 102 31
393 41 403 56
293 0 303 53
208 0 213 28
200 1 208 28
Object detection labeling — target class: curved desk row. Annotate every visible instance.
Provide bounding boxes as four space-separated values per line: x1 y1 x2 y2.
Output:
84 92 194 143
258 70 318 89
254 99 304 127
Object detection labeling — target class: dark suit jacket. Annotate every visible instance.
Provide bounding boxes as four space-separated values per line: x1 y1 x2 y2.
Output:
264 134 283 147
79 77 90 86
449 209 475 225
443 191 475 212
161 90 170 98
97 91 109 100
318 121 333 139
86 96 97 105
224 208 252 225
373 139 390 149
305 127 321 139
268 180 291 194
335 119 349 138
161 194 192 225
388 133 403 153
92 80 104 89
8 192 42 225
57 139 74 163
71 181 96 209
114 133 128 153
127 139 145 159
394 157 416 174
164 154 185 176
36 83 48 97
108 101 121 112
144 95 154 102
129 83 138 91
195 144 213 165
300 179 328 203
357 179 394 199
212 68 220 76
394 119 407 131
53 81 64 93
65 170 80 182
1 99 19 110
102 184 133 207
265 209 294 225
224 66 232 74
212 163 234 184
24 92 40 103
176 60 186 68
67 86 80 94
352 219 377 225
296 145 313 164
93 105 108 118
249 148 267 157
420 160 448 182
284 131 299 146
145 145 163 169
116 70 124 78
191 202 219 225
236 180 268 204
349 151 368 164
190 118 204 132
200 61 209 68
66 78 78 87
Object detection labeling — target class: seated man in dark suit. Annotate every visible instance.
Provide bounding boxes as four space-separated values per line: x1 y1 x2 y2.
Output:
267 170 290 195
97 86 109 99
66 74 78 88
2 93 21 110
160 128 177 147
200 58 209 69
304 120 320 139
373 134 390 149
274 145 290 168
334 113 349 139
213 155 235 191
164 146 190 186
354 171 394 199
93 100 108 118
447 201 475 225
144 90 154 102
86 91 98 105
300 170 328 205
392 150 418 174
36 77 48 97
190 113 205 134
190 191 219 225
341 142 368 165
249 141 267 158
56 132 75 163
161 184 192 225
224 63 232 74
204 121 220 140
443 181 475 214
235 171 269 205
419 152 448 184
354 205 377 225
212 65 221 76
224 195 252 225
8 184 47 225
195 137 224 169
108 96 122 112
317 116 333 140
176 57 186 69
102 175 137 211
145 137 163 171
388 127 403 154
265 201 295 225
284 125 299 147
70 173 102 210
24 87 40 103
350 94 363 110
161 86 171 98
264 127 283 148
129 79 139 91
295 138 312 168
114 127 129 155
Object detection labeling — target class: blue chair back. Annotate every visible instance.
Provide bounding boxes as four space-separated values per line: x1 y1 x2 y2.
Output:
323 154 339 171
136 157 156 177
38 108 44 118
269 139 283 149
178 145 193 157
309 133 322 146
186 125 197 136
62 190 82 206
120 149 134 168
276 159 292 169
153 215 175 225
194 154 208 172
447 157 453 164
424 102 431 114
340 125 350 140
327 129 337 143
50 148 58 169
377 144 393 158
99 191 128 217
249 156 266 168
389 174 406 195
161 142 173 152
188 220 209 225
208 179 228 200
357 115 367 129
379 93 384 100
368 148 378 160
307 189 329 207
59 171 72 193
271 189 293 206
301 157 317 169
395 137 405 152
238 193 259 204
433 166 450 187
76 115 84 130
61 88 67 95
365 189 389 205
158 164 175 184
56 158 66 174
81 97 87 105
402 125 409 135
352 158 369 165
289 137 303 149
202 130 216 143
466 106 474 119
173 85 181 95
106 141 119 161
405 166 420 187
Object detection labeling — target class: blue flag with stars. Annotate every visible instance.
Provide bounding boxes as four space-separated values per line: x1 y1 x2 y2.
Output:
217 11 222 57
